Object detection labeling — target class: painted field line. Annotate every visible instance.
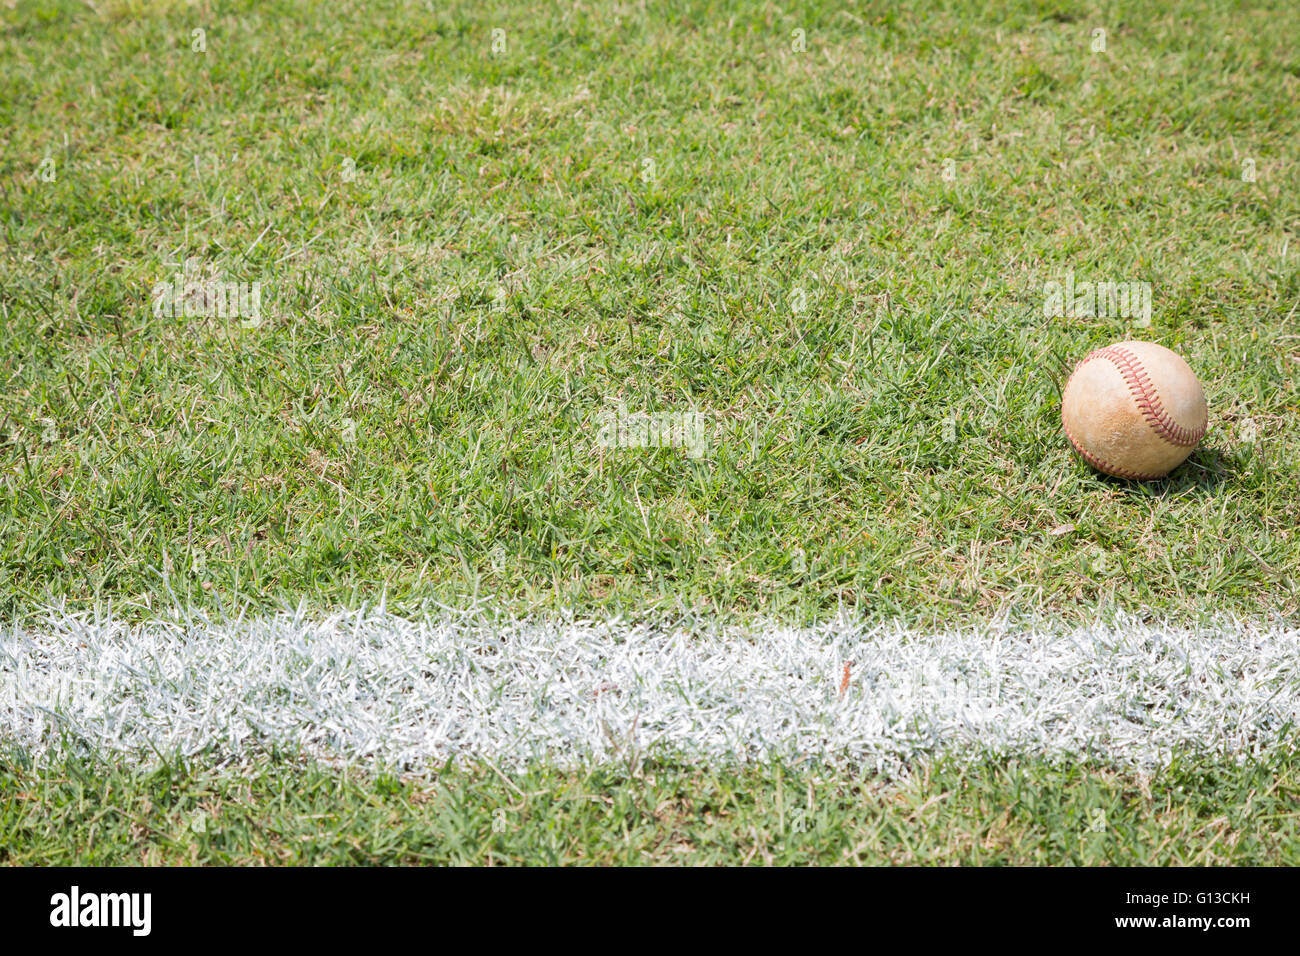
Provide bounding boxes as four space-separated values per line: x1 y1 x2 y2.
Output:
2 608 1298 773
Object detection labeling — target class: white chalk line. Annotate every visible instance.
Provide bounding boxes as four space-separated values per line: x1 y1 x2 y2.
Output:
1 607 1298 775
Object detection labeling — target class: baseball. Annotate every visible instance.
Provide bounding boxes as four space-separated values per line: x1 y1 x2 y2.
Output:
1061 340 1208 480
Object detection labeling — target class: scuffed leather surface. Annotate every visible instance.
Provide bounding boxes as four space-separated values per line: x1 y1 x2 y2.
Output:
1061 341 1208 480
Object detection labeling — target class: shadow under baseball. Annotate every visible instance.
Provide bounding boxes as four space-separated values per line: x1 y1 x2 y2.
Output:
1092 446 1238 496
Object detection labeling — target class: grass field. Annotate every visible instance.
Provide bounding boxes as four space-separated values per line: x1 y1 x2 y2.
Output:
6 750 1300 865
1 0 1298 864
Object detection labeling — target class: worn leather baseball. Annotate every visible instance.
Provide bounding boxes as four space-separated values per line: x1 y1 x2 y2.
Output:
1061 341 1208 480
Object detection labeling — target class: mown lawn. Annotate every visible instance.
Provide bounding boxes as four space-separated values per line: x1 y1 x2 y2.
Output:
1 0 1297 864
3 748 1297 865
1 0 1296 626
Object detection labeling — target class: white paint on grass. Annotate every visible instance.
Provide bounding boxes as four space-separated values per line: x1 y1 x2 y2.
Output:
1 608 1298 774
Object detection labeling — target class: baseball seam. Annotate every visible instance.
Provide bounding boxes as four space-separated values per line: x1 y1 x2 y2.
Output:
1060 416 1168 481
1087 345 1206 447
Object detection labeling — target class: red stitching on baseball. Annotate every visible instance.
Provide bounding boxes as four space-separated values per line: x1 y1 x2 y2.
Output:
1061 416 1167 481
1078 346 1206 447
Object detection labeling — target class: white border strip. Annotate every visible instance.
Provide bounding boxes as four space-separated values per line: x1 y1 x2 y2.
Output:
2 609 1298 773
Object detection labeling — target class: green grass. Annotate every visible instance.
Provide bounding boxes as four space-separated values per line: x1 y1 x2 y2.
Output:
3 748 1297 864
0 0 1296 626
1 0 1298 864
